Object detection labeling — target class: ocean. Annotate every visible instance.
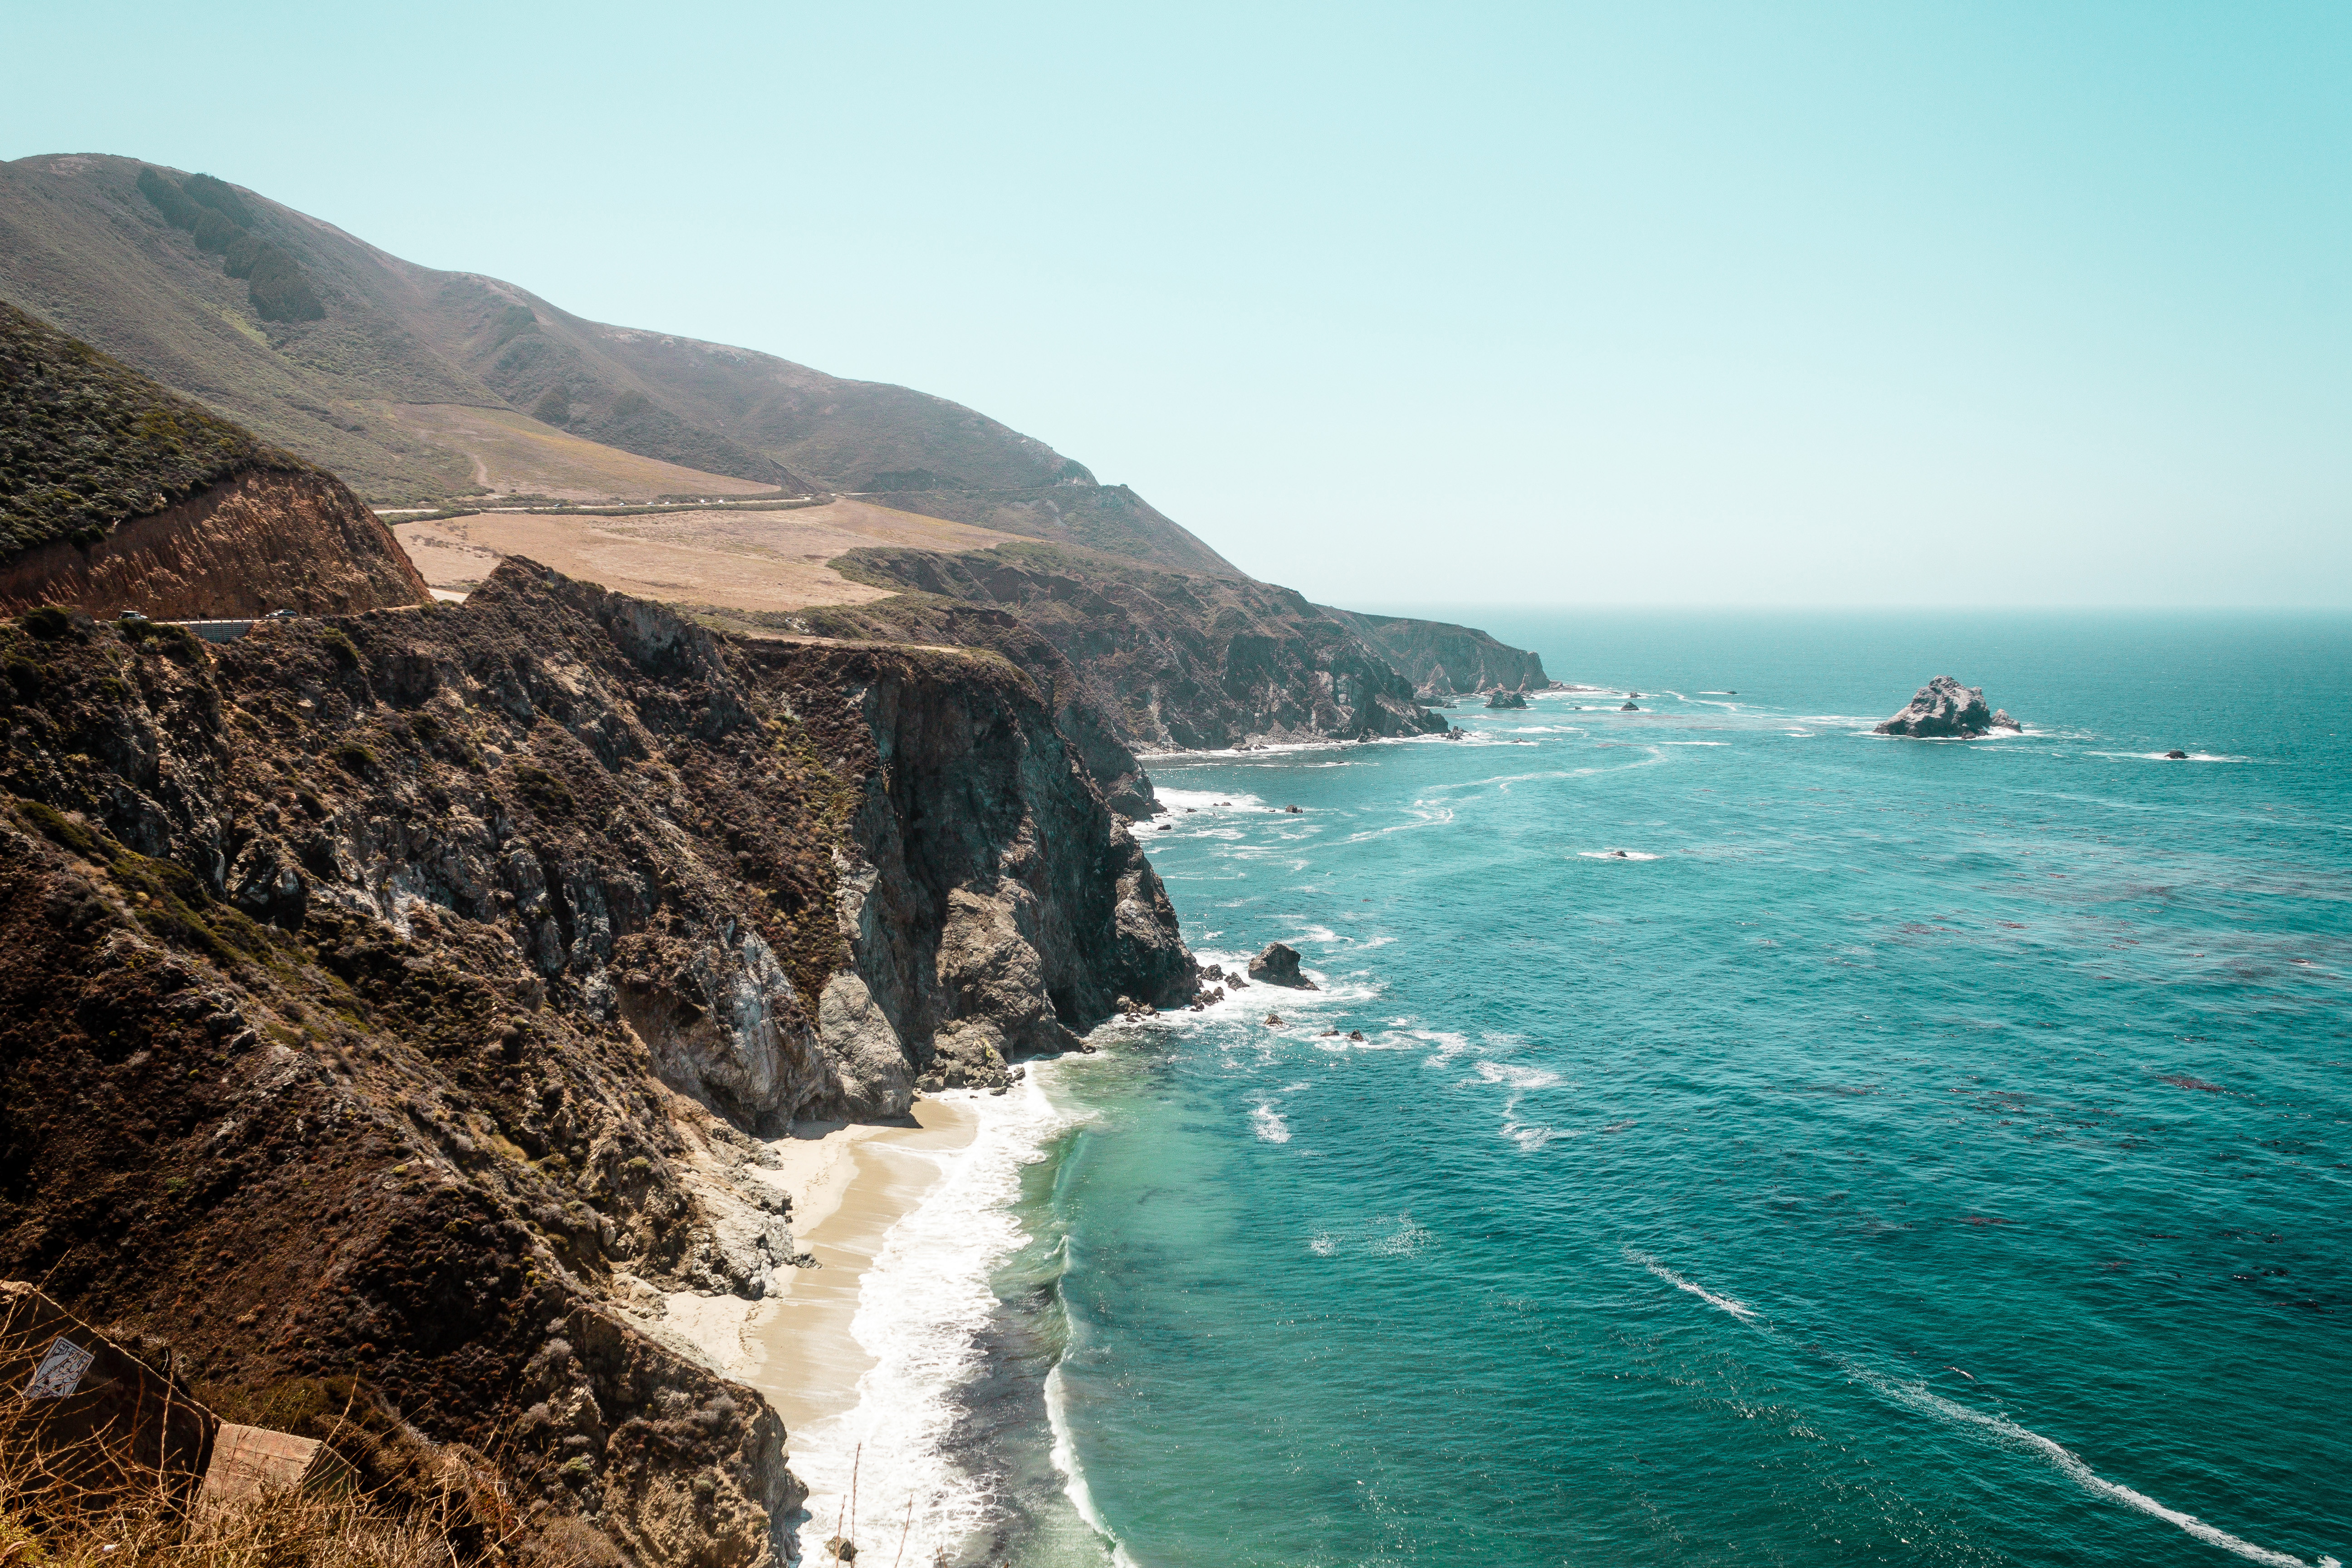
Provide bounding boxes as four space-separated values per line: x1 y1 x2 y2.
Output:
824 612 2351 1568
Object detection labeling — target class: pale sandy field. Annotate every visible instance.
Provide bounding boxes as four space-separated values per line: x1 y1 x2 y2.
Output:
370 402 783 501
393 499 1014 613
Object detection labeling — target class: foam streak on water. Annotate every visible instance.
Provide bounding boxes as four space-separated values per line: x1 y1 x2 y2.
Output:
911 612 2351 1567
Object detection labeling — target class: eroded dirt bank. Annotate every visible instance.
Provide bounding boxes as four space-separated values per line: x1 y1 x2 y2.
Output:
0 467 429 618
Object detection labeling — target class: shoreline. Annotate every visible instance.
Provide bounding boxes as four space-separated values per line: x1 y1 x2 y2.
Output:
744 1099 980 1449
736 1078 1086 1567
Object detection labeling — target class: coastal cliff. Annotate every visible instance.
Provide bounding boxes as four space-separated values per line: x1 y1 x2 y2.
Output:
0 562 1193 1564
814 541 1449 750
1321 607 1552 696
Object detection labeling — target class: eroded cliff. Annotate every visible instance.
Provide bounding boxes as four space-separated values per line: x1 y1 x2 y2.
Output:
0 467 431 618
818 541 1449 751
0 561 1192 1565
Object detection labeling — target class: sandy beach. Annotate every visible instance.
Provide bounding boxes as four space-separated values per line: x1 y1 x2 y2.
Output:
745 1098 981 1459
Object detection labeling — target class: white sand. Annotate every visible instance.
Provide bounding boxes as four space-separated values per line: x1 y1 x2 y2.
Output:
743 1100 980 1443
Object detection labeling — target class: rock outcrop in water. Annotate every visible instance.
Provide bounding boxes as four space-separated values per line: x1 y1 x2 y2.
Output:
1874 676 2024 739
1485 689 1529 709
1246 941 1316 989
0 560 1194 1564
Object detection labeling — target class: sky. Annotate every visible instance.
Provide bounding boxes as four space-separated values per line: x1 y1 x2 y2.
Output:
8 2 2351 608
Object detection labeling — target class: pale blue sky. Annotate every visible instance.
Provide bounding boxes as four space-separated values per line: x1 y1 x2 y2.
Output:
9 2 2349 606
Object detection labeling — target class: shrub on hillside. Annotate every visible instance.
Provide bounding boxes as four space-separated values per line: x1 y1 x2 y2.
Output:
247 248 326 323
530 386 571 426
181 172 257 228
490 304 538 348
133 167 326 323
0 301 306 557
134 167 201 231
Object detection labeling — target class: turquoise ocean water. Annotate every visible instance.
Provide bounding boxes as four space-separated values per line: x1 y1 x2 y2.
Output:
946 612 2351 1568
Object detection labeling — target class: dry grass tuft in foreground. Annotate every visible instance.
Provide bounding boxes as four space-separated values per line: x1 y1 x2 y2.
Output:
0 1414 559 1568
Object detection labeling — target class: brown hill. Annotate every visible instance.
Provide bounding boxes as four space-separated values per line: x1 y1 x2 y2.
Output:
0 302 426 617
0 154 1226 575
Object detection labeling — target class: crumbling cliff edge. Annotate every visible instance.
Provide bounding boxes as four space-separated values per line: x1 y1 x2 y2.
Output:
0 560 1193 1565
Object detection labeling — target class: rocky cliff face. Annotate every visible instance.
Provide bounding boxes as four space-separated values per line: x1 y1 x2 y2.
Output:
0 467 430 618
823 542 1449 751
0 561 1192 1565
1321 608 1552 696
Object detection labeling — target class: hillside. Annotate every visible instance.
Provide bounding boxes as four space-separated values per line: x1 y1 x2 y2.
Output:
0 565 1195 1564
1322 607 1553 696
0 298 304 555
0 302 428 617
0 154 1226 574
813 541 1449 750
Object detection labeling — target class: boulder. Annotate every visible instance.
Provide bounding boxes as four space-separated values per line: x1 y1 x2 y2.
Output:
1619 701 1639 711
1485 689 1529 709
1874 676 2018 739
2166 749 2188 760
1991 709 2022 731
1246 942 1318 989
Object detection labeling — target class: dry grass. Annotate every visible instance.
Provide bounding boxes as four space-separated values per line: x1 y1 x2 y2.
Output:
392 499 1018 612
368 405 779 503
0 1391 551 1568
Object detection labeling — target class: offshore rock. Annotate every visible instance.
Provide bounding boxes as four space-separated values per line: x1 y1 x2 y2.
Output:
1246 941 1317 989
1875 676 2019 739
1485 690 1529 709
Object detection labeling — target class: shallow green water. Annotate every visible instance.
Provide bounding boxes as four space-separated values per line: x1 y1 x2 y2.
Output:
960 612 2351 1568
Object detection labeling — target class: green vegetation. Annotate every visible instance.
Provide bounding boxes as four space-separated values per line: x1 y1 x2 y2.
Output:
530 385 570 426
0 302 304 558
510 763 574 818
136 165 322 323
489 304 538 348
317 627 361 668
15 796 279 970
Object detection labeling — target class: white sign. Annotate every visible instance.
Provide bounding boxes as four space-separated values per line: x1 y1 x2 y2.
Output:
23 1336 94 1400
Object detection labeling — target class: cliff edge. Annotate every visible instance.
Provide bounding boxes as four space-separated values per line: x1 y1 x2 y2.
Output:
0 561 1192 1565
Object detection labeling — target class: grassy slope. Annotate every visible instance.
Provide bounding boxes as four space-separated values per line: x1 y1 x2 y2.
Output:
0 155 1229 575
0 300 306 556
0 157 480 501
848 482 1239 575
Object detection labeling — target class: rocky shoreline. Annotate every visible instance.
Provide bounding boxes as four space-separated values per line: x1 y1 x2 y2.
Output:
0 561 1197 1565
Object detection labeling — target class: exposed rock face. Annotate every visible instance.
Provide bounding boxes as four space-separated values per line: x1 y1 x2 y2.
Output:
1874 676 2019 739
821 542 1448 750
1321 608 1552 697
1246 941 1316 989
1485 689 1528 709
722 596 1161 819
0 559 1192 1565
0 468 430 619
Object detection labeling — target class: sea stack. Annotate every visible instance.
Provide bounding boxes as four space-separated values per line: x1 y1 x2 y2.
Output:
1247 942 1318 989
1485 689 1529 709
1874 676 2024 739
